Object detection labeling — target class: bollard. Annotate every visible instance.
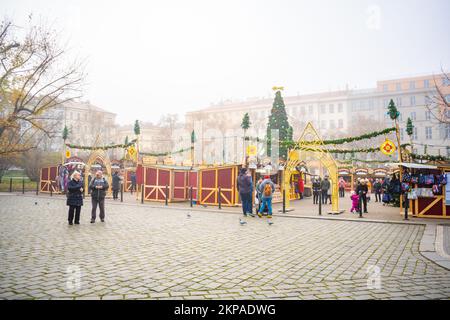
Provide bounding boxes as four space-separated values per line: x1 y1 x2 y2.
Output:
404 193 409 220
120 183 124 202
9 178 12 192
50 183 53 197
282 188 286 213
318 190 322 215
22 178 25 194
359 190 363 218
189 186 193 207
130 184 133 195
141 184 144 204
36 180 39 195
218 187 222 210
165 185 169 206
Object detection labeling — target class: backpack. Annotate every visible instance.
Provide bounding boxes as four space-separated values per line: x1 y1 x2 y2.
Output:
263 183 272 197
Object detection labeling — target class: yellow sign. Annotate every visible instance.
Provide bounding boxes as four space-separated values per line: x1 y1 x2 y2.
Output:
380 139 396 155
65 150 71 158
128 145 136 156
247 145 257 156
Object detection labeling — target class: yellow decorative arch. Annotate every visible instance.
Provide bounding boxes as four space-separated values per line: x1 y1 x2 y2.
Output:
284 122 342 213
84 149 112 196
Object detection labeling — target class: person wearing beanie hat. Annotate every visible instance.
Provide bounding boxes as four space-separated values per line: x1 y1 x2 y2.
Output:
258 175 275 218
237 168 254 217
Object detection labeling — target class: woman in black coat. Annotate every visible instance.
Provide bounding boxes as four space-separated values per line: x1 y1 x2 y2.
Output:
67 171 84 225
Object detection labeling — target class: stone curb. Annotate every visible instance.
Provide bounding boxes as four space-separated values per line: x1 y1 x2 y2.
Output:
419 224 450 270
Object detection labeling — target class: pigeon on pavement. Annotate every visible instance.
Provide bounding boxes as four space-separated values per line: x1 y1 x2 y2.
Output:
239 218 247 225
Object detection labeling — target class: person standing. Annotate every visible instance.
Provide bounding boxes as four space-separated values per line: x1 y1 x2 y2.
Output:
66 171 83 225
356 179 369 213
237 168 254 217
298 175 304 200
312 177 321 204
373 179 382 202
112 171 120 200
258 175 275 218
255 177 263 212
130 171 137 193
89 170 109 223
338 177 346 198
321 175 331 204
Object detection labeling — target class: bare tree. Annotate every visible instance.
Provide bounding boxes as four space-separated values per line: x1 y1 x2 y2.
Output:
0 16 84 157
425 69 450 124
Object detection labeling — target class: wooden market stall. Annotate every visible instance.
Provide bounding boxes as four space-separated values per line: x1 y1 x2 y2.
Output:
198 165 241 206
142 164 192 202
397 163 450 219
338 167 353 191
39 166 58 193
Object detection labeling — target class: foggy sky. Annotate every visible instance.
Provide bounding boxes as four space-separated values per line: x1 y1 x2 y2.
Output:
2 0 450 125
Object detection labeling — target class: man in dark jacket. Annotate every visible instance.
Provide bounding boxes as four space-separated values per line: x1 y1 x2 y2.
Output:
89 170 109 223
130 172 137 193
112 171 120 200
356 179 369 213
67 171 84 225
237 168 254 217
320 176 331 204
312 177 321 204
373 179 382 202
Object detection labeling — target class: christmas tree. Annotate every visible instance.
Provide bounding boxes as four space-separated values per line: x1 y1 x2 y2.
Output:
406 117 414 136
266 90 293 160
62 125 69 141
387 99 400 120
134 120 140 136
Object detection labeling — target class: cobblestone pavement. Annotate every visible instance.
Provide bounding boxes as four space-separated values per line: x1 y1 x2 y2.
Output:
1 195 449 300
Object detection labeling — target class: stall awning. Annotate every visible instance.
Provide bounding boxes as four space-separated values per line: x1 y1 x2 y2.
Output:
387 162 438 169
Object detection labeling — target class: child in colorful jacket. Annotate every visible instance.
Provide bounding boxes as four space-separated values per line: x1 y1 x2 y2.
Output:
350 191 360 213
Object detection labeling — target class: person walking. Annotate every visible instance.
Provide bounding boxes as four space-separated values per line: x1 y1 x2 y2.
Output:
66 171 83 225
338 177 346 198
356 179 369 213
112 171 120 200
321 175 331 204
373 178 382 202
130 171 137 193
349 191 359 213
258 175 275 218
237 168 254 217
298 175 304 200
89 170 109 223
312 177 321 204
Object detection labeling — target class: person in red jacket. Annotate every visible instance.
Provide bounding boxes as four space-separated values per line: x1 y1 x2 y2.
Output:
298 175 304 199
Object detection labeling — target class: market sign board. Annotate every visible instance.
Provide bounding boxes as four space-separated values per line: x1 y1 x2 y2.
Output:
355 168 369 176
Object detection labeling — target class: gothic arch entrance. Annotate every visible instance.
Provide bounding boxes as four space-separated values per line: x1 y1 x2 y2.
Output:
284 122 342 213
84 149 112 197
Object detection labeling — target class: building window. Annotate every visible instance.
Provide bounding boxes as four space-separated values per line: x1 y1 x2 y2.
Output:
445 124 450 139
329 104 334 113
410 96 416 106
320 105 326 113
382 84 388 92
425 127 432 139
338 103 343 113
443 76 450 86
410 112 416 121
413 127 418 140
425 111 431 120
338 119 343 128
308 105 313 113
396 97 402 107
301 106 306 115
400 128 404 141
396 83 401 91
409 81 416 90
368 99 374 109
424 79 430 88
321 120 327 129
329 120 335 129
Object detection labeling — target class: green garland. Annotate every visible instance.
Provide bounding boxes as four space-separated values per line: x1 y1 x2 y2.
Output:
338 159 392 164
139 147 192 157
410 153 450 162
66 139 137 150
247 127 396 146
